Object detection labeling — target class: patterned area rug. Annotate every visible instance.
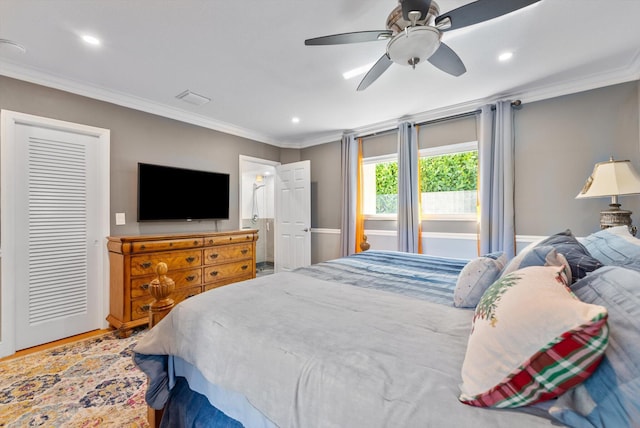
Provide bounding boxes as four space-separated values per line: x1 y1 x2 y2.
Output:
0 329 149 427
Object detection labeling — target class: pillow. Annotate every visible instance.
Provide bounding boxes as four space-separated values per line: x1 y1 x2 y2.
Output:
500 245 572 283
454 252 507 308
582 226 640 265
535 229 603 281
459 265 609 408
498 239 544 277
549 266 640 427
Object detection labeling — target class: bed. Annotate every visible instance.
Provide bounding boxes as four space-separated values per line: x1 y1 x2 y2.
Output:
134 227 640 428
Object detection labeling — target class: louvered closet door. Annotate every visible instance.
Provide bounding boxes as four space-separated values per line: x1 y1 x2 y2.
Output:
14 123 102 350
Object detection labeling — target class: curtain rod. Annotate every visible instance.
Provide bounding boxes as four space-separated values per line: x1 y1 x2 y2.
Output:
357 100 521 140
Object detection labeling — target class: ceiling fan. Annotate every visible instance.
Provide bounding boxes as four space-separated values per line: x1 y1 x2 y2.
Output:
305 0 541 91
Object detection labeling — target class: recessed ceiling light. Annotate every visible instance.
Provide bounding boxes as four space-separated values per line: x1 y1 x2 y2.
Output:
498 51 513 62
343 62 375 80
291 117 300 124
81 35 101 46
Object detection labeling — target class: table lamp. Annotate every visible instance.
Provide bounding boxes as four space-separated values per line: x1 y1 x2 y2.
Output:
576 157 640 236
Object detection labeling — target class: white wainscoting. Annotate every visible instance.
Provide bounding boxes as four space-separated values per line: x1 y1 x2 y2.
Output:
311 228 545 263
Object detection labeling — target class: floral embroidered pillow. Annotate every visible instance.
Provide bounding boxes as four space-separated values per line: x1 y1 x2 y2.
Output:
459 265 609 408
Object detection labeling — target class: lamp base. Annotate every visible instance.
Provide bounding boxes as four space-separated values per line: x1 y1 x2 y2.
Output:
600 204 637 236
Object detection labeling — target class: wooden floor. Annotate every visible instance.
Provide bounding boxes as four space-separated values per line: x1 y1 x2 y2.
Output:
0 329 113 362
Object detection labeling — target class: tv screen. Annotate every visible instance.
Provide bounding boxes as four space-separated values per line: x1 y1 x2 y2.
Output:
137 163 230 221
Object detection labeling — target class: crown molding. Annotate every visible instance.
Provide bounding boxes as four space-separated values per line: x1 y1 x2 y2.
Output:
2 51 639 150
0 61 282 147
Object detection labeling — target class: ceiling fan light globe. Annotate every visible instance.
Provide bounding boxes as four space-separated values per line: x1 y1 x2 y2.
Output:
386 26 441 67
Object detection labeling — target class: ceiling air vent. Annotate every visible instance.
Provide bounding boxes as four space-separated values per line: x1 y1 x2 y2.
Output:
175 90 211 106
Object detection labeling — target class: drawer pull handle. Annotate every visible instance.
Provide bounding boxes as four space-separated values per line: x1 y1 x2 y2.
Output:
141 304 150 312
208 239 214 245
140 283 150 290
210 271 219 277
186 275 196 281
241 249 248 255
169 242 173 247
209 253 219 259
195 240 200 245
140 244 146 250
140 262 152 269
241 265 248 270
186 256 195 263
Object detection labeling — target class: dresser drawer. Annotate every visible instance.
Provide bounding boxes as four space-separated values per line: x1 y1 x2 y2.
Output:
204 273 253 291
108 230 256 334
131 238 204 253
204 243 252 265
130 267 202 298
131 285 202 321
130 250 202 276
204 260 252 282
205 232 256 247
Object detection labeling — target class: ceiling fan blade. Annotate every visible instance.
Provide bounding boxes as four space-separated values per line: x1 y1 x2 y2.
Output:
436 0 541 32
305 30 392 46
427 43 466 76
357 54 393 91
400 0 432 21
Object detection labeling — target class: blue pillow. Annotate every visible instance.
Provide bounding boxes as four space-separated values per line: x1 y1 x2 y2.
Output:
500 245 571 282
535 229 603 282
582 226 640 265
549 266 640 427
611 259 640 272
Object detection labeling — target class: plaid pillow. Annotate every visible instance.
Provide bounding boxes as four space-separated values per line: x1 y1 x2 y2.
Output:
459 265 609 408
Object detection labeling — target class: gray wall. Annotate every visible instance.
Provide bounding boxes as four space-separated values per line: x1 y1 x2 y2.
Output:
0 76 282 236
299 80 640 238
515 80 640 236
300 141 341 228
2 75 638 239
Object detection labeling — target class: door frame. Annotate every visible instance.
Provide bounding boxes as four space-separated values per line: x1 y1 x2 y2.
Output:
0 110 110 358
239 155 280 264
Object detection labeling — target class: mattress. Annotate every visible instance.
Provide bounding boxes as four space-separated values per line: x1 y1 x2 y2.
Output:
134 251 556 427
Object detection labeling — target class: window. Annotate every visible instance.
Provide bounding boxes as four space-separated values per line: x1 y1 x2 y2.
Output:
420 142 477 219
363 155 397 217
362 142 478 220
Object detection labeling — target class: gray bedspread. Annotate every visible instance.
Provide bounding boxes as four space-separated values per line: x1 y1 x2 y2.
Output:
135 270 557 427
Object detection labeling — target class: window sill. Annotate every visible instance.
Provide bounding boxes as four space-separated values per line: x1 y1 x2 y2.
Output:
364 214 477 222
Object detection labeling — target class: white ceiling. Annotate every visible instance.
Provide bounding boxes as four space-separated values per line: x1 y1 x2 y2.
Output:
1 0 640 148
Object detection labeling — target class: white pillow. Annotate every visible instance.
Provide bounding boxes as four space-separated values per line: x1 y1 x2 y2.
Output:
454 253 507 308
459 265 609 408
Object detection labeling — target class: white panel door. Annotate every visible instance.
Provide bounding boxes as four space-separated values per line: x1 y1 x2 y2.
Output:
12 123 104 350
275 161 310 272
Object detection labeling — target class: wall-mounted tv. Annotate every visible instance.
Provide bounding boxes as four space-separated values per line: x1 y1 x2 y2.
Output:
137 162 230 221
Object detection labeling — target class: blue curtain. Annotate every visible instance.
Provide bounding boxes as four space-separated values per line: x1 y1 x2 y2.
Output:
340 133 358 257
478 102 516 258
397 122 421 253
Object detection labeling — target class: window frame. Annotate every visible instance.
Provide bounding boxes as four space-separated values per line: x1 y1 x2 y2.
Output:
361 141 479 221
419 141 478 221
362 153 398 220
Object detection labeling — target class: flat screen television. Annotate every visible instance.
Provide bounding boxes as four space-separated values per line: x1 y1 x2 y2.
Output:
137 162 230 221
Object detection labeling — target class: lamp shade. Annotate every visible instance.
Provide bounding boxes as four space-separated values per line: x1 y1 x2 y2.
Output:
576 158 640 199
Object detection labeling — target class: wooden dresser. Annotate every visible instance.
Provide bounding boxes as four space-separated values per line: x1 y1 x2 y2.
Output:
107 229 258 336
